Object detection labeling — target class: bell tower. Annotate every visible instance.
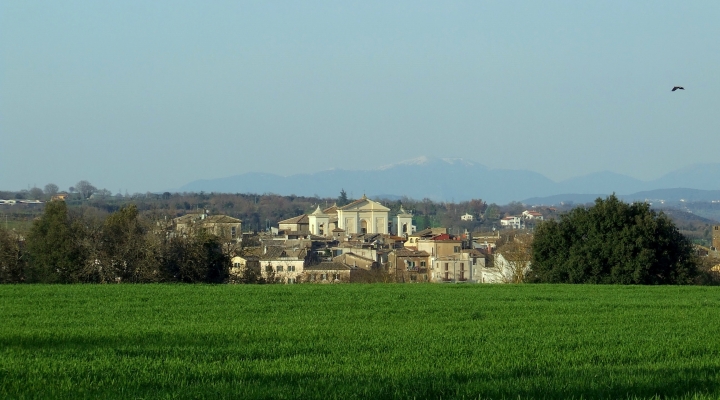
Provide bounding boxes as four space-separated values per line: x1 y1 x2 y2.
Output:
393 206 414 238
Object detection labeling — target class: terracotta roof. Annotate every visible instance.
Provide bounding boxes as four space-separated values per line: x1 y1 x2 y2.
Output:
462 249 485 257
203 215 242 223
260 246 307 260
174 214 241 224
392 249 430 257
337 252 376 263
278 214 309 224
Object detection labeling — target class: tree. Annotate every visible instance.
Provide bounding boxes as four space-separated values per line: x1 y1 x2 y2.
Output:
25 200 86 282
75 180 97 200
493 233 533 283
29 187 44 200
159 228 229 283
484 204 500 221
337 189 349 206
95 189 113 198
100 205 155 282
530 195 697 284
0 227 25 283
44 183 59 197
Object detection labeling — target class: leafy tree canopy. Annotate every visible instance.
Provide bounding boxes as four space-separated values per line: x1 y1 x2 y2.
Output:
530 195 697 284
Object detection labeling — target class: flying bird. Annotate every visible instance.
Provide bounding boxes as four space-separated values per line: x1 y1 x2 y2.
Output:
672 86 684 91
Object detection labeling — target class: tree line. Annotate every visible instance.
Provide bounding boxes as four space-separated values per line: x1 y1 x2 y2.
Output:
3 193 719 285
0 201 232 284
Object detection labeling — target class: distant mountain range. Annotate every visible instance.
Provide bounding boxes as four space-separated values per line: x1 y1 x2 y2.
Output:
177 156 720 205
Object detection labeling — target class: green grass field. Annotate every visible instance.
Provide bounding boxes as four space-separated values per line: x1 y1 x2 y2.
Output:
1 284 719 399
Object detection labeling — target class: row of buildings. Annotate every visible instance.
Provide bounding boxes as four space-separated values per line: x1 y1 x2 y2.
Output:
171 196 533 284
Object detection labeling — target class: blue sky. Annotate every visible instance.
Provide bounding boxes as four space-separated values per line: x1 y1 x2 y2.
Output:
2 1 719 193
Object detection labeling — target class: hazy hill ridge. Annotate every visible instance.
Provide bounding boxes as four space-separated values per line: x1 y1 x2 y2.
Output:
178 157 720 204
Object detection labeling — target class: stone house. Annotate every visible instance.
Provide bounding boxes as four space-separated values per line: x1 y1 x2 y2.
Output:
388 249 431 283
174 211 242 241
260 246 309 284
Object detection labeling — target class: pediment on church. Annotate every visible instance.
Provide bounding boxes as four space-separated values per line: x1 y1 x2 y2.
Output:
339 198 390 212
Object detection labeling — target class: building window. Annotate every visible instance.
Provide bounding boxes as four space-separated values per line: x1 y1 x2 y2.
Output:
266 265 272 272
454 246 460 253
420 261 426 267
277 266 283 272
460 263 465 271
231 227 236 239
444 263 449 271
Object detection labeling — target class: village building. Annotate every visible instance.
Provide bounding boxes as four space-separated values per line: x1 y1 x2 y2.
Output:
500 216 523 229
278 214 309 233
173 211 242 241
333 252 378 270
259 246 309 284
387 249 431 283
522 210 544 221
404 228 448 249
229 255 261 281
416 233 463 259
303 261 356 283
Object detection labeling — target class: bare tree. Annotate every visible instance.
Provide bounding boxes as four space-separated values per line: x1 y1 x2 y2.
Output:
96 189 113 198
44 183 59 197
493 234 533 283
75 180 97 200
28 187 44 200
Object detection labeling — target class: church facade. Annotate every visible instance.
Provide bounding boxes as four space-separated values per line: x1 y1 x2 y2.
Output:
336 196 391 235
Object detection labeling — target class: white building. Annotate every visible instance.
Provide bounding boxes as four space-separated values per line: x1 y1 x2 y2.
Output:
392 206 415 237
522 210 544 221
308 206 330 236
336 195 390 235
500 216 523 229
461 213 474 221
